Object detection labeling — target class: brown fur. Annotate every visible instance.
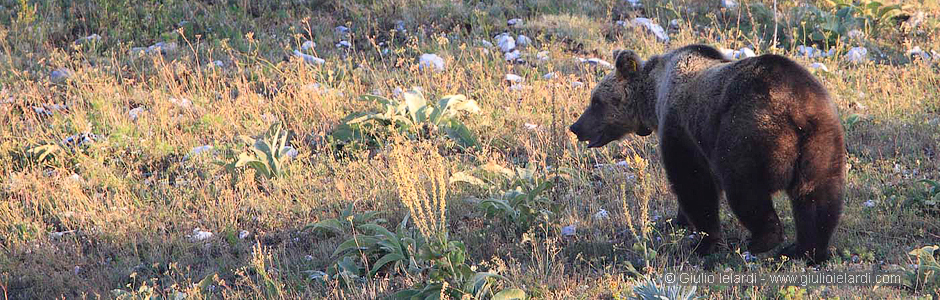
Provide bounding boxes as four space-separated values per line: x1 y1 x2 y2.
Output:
570 44 846 263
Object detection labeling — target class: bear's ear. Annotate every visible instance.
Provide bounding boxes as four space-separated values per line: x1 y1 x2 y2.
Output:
613 49 641 79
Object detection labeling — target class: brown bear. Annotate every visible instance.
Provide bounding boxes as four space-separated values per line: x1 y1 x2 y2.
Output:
569 44 846 263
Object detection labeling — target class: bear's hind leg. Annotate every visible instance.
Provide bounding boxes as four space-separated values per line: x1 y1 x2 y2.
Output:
785 178 844 263
724 182 785 254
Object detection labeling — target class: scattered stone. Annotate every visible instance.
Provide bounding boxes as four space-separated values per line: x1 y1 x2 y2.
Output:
577 57 613 69
504 74 523 83
335 40 351 49
51 68 73 83
190 228 213 241
907 46 931 61
394 20 407 33
50 230 77 239
669 19 681 30
742 251 756 262
561 225 577 237
185 145 213 160
863 199 875 208
210 60 224 68
238 230 250 239
61 133 97 148
810 62 829 73
797 45 835 58
542 72 556 80
293 50 326 65
418 53 445 72
508 84 527 92
846 47 868 63
516 35 532 48
507 18 523 27
32 104 67 116
537 51 550 61
721 0 738 9
334 26 351 35
75 34 101 45
593 209 610 221
570 81 584 88
301 40 315 51
736 47 756 59
496 34 516 53
504 50 521 62
68 173 84 184
625 0 642 8
631 18 669 42
524 123 539 130
283 145 298 159
847 29 865 39
147 42 178 55
478 40 494 48
169 97 192 109
719 48 735 59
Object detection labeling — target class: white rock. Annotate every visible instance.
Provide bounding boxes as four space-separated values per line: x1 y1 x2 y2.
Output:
238 230 250 239
863 199 875 208
719 48 735 59
797 45 817 57
578 57 613 69
504 50 521 61
478 40 494 48
537 51 550 61
51 68 73 83
507 18 523 27
593 209 610 221
211 60 224 67
846 47 868 63
907 46 931 61
418 53 445 72
50 230 76 239
147 42 178 55
301 40 315 51
625 0 642 7
293 50 325 65
186 145 213 160
496 34 515 52
571 81 584 88
736 47 756 59
61 133 96 147
69 174 84 184
561 225 577 237
721 0 738 9
542 72 556 80
283 145 298 158
169 97 192 108
669 19 681 30
516 35 532 48
847 29 865 39
810 62 829 72
191 228 213 241
394 20 407 33
632 18 669 42
334 26 350 35
504 74 523 83
335 41 351 48
524 123 539 130
129 107 145 121
508 84 527 92
75 34 101 44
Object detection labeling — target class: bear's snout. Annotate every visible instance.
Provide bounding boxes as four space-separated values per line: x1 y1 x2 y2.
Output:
569 123 588 141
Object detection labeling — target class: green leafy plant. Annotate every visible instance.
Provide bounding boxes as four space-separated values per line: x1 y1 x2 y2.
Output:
904 245 940 294
330 89 481 151
913 179 940 208
830 0 902 35
631 277 697 300
389 236 525 300
306 204 387 236
451 163 576 233
215 123 295 179
330 215 423 279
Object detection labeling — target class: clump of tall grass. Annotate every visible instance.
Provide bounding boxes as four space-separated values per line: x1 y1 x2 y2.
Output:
390 137 449 242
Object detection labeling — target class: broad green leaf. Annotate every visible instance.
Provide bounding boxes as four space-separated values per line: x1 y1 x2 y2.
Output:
482 162 516 179
493 288 527 300
403 90 427 122
359 94 392 105
369 252 406 277
235 152 260 168
445 120 478 148
332 236 379 257
307 219 345 234
449 171 487 186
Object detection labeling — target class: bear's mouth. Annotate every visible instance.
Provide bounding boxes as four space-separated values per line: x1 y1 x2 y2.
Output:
586 132 616 148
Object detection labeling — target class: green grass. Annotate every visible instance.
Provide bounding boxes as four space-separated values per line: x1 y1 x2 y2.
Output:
1 0 939 298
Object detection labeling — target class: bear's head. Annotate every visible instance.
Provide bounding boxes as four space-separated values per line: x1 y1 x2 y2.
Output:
569 49 654 148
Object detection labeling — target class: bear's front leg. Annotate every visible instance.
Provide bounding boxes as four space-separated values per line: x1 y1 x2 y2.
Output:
659 132 723 255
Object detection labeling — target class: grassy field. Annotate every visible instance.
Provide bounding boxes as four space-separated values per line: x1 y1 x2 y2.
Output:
1 0 939 299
